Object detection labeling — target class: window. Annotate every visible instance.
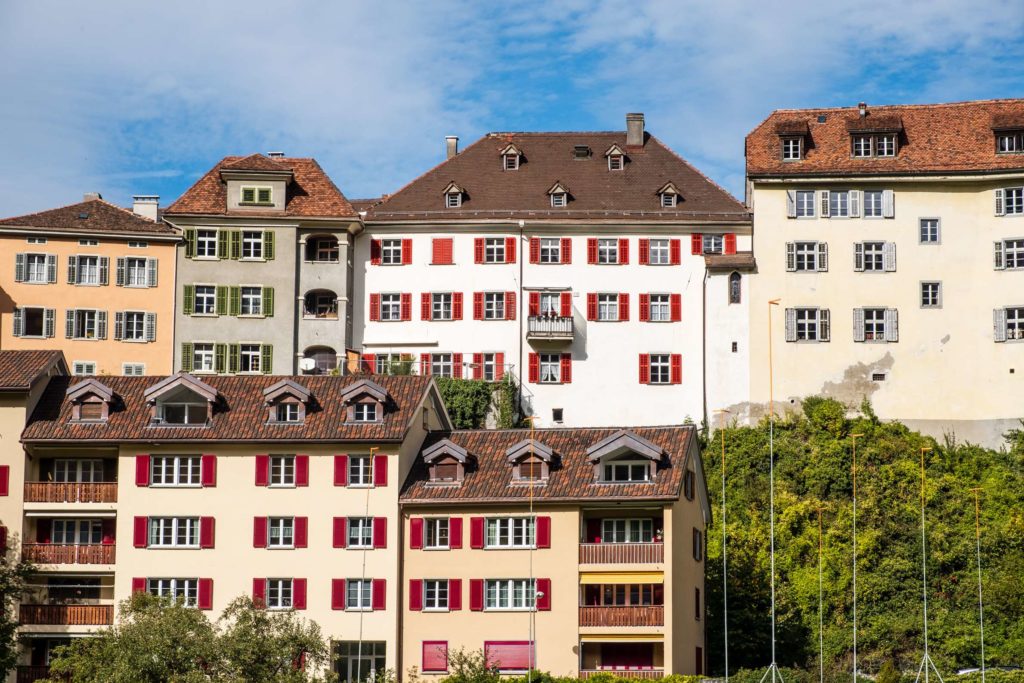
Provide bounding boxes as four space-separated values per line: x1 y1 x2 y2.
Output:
729 272 742 304
196 230 217 258
268 517 295 548
151 456 201 487
148 517 199 548
517 458 544 481
597 294 619 321
275 403 301 423
552 408 564 423
921 282 942 308
52 519 102 544
485 518 535 549
1004 188 1024 215
661 193 677 208
1004 307 1024 340
446 192 462 208
829 191 850 217
430 353 455 378
239 187 272 205
602 519 654 543
649 294 670 322
381 239 403 265
129 240 148 248
920 218 940 244
353 403 378 422
648 239 670 265
479 353 499 381
241 231 263 259
782 137 802 160
122 311 146 341
79 238 97 245
348 455 372 486
852 135 872 157
1000 239 1024 269
26 237 46 244
683 470 695 500
380 294 402 321
538 354 560 383
538 292 560 315
432 293 453 321
608 154 623 171
194 286 216 315
238 344 262 373
793 242 820 271
71 310 98 339
504 154 519 171
485 579 535 610
998 132 1023 153
695 587 702 620
159 400 208 425
125 257 148 287
862 242 885 271
148 578 198 607
597 239 619 264
14 306 48 337
648 354 671 384
239 287 262 316
123 363 145 376
484 238 506 263
484 293 506 320
308 236 339 262
790 308 829 342
25 253 49 283
424 580 449 610
863 308 887 342
375 353 404 374
539 238 561 263
702 234 723 254
270 455 295 486
863 190 884 217
795 191 815 217
603 461 650 483
852 134 895 157
53 459 102 483
192 343 215 373
877 135 896 156
550 193 567 208
347 579 372 610
425 519 450 549
266 578 293 609
693 528 704 561
74 256 100 285
72 361 96 376
304 291 337 318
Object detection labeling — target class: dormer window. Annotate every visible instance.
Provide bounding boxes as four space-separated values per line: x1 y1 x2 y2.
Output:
547 182 570 208
432 457 460 482
852 134 896 158
241 186 273 205
781 137 803 161
263 379 311 424
144 373 219 428
604 144 626 171
443 182 465 208
341 378 388 424
997 131 1023 154
573 145 591 159
159 399 208 425
66 378 114 423
846 113 902 158
276 403 301 423
500 144 522 171
518 457 544 480
506 439 554 484
657 182 680 209
587 429 664 484
353 403 378 422
551 193 566 208
603 459 651 482
422 438 473 486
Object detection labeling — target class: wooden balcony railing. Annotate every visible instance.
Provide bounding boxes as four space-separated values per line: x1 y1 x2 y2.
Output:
580 670 664 680
16 665 58 683
22 543 115 565
527 315 574 339
579 542 663 564
579 605 664 628
19 604 113 626
24 482 117 504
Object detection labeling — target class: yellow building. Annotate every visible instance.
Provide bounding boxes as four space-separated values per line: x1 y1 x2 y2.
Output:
0 194 178 376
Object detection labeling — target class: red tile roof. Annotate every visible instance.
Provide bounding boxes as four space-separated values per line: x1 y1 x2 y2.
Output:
747 99 1024 177
23 374 442 443
368 132 749 223
400 426 696 504
705 251 756 272
0 351 66 392
165 156 358 219
0 199 176 236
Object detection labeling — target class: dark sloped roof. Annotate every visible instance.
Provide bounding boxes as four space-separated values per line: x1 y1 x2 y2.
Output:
0 351 66 392
368 132 749 223
222 153 294 172
400 426 695 504
747 99 1024 177
23 374 436 442
0 199 176 236
705 251 757 272
165 157 358 219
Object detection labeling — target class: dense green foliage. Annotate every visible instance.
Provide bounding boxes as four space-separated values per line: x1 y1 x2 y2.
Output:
0 538 34 678
436 376 523 429
703 399 1024 678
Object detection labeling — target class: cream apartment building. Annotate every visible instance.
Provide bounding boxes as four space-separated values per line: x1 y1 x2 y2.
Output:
745 99 1024 445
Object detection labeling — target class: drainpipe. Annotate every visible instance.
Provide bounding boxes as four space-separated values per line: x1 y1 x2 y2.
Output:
518 219 525 418
702 267 709 430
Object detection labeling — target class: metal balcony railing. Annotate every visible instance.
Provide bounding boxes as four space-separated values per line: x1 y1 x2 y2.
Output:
527 315 574 339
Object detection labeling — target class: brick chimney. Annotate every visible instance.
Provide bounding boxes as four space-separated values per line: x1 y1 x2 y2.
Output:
626 113 645 147
445 136 459 160
83 192 102 202
132 195 159 221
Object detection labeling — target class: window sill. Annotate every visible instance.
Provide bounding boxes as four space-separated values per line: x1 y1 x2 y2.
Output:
15 335 48 340
149 484 202 489
74 283 103 287
268 484 297 489
120 339 149 344
302 316 340 321
483 546 537 551
267 545 296 550
346 545 374 551
240 258 267 263
423 608 450 613
71 338 101 342
423 545 450 551
190 313 219 318
192 256 220 261
238 314 266 319
238 202 275 207
345 607 373 613
21 281 51 285
304 260 341 264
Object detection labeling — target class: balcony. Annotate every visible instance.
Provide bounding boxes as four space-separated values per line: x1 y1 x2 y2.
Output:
16 666 61 683
579 605 664 628
580 670 664 680
24 482 117 504
23 544 115 565
527 315 574 341
579 542 663 565
19 604 113 626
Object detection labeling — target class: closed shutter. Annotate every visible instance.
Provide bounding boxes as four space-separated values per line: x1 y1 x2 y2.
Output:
65 310 75 339
848 190 860 218
184 228 196 258
198 579 213 610
450 517 463 548
854 243 864 271
216 230 229 259
536 578 551 611
147 258 158 287
691 233 703 255
449 579 462 610
182 285 195 315
470 517 485 548
618 293 629 321
561 237 572 263
333 517 348 548
536 516 551 548
253 579 267 606
724 233 737 255
44 309 55 338
409 518 424 549
260 344 273 375
201 455 217 487
853 309 865 342
671 354 683 384
373 517 387 549
618 238 629 263
98 257 109 285
882 189 895 218
785 309 797 342
452 292 463 319
294 517 308 548
199 517 215 548
181 343 194 373
46 254 56 282
135 455 151 486
639 238 650 264
505 237 516 263
133 516 148 547
255 455 270 486
670 239 681 265
474 238 485 264
331 579 346 610
485 642 533 671
883 242 897 271
370 239 382 265
528 353 539 383
295 455 309 487
214 344 226 373
292 580 306 610
400 293 412 320
369 293 380 320
819 190 830 218
529 237 540 264
253 517 268 548
587 293 598 320
786 243 796 271
116 257 125 286
371 579 386 610
995 189 1005 216
639 354 650 384
0 467 7 497
12 309 22 337
505 291 516 320
587 238 598 264
452 353 463 378
401 238 412 265
469 579 484 611
334 455 349 486
994 309 1008 342
421 293 432 320
433 238 453 265
145 313 157 342
820 309 831 342
67 255 77 283
639 294 650 322
14 253 25 282
409 580 423 611
262 288 274 317
671 294 682 322
884 309 899 342
786 190 797 218
560 354 572 383
818 242 828 271
374 454 388 486
560 292 572 317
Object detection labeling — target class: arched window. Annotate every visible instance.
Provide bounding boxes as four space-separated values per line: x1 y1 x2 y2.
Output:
729 272 741 304
303 346 337 374
305 235 339 262
304 290 338 319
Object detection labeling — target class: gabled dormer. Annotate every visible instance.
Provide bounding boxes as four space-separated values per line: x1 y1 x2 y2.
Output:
604 144 626 171
263 378 312 424
500 143 523 171
341 378 388 423
66 378 114 422
586 429 666 483
547 181 570 208
443 181 465 208
219 153 294 212
657 182 681 208
505 439 555 484
422 439 475 485
144 372 219 426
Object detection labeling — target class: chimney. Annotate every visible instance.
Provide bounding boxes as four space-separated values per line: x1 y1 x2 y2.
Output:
132 195 159 221
267 151 285 158
83 192 102 202
445 136 459 160
858 102 867 118
626 113 645 147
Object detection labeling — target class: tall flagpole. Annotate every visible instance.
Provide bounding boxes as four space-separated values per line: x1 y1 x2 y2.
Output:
850 433 864 683
970 487 986 683
759 299 783 683
715 408 732 683
914 447 944 683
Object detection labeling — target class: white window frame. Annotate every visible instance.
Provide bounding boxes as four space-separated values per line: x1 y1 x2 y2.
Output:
276 403 301 423
148 517 200 548
53 459 103 483
862 242 886 271
793 308 828 342
267 517 295 548
863 308 887 342
195 229 218 258
424 580 450 611
485 517 536 549
122 311 146 342
608 154 623 171
829 191 850 218
430 353 455 378
266 578 293 609
238 343 262 373
348 455 372 487
484 238 506 264
601 518 654 544
852 135 872 157
125 257 149 287
920 218 941 244
539 238 561 264
782 137 802 161
795 191 815 218
702 234 724 254
550 193 567 208
446 192 462 208
1004 188 1024 215
597 293 619 321
193 285 216 315
25 253 49 283
240 286 263 316
150 455 201 487
346 579 373 610
862 190 884 218
380 293 402 321
921 282 942 309
793 242 819 271
122 363 145 376
72 310 98 339
148 578 198 607
424 518 450 549
158 401 208 425
597 239 619 264
648 354 671 384
484 579 536 611
52 519 102 544
381 239 403 265
483 293 506 320
997 132 1023 154
504 154 519 171
75 255 101 285
269 455 295 487
72 361 97 376
649 294 670 322
432 293 453 321
538 353 560 384
648 239 670 265
192 343 215 373
241 231 264 260
660 193 677 208
602 460 650 483
353 403 378 422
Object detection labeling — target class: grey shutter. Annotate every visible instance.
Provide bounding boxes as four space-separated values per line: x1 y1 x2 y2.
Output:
44 309 55 338
854 243 865 271
12 308 23 337
994 241 1005 270
784 308 797 342
883 242 897 272
14 253 25 282
817 242 828 272
884 308 899 342
67 256 77 284
882 189 895 218
113 312 124 341
65 310 75 338
819 190 830 218
853 308 865 342
786 190 797 218
785 243 796 271
848 190 861 218
99 257 109 285
116 258 125 286
145 313 156 341
820 309 831 342
96 311 107 340
995 189 1005 216
147 258 158 287
46 254 56 283
993 309 1007 342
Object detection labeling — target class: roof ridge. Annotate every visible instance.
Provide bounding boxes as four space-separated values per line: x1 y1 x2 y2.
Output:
369 135 496 211
765 97 1024 115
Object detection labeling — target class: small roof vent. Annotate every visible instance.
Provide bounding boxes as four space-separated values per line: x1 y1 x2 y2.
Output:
817 115 827 123
78 212 89 220
267 151 286 158
573 145 592 159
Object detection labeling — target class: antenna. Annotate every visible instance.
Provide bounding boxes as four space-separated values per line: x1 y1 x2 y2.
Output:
850 433 864 683
913 447 944 683
715 408 732 683
970 487 987 683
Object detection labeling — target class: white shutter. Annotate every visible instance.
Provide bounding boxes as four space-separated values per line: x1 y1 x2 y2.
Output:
993 309 1007 342
884 308 899 342
96 311 107 340
44 309 55 338
65 310 75 338
145 313 157 341
67 256 77 284
995 189 1005 216
99 257 109 286
849 190 861 218
820 309 831 342
116 258 125 286
785 308 797 342
994 241 1005 270
854 243 865 271
786 190 797 218
817 242 828 272
882 189 895 218
12 308 23 337
883 242 897 272
113 312 124 341
14 253 25 282
46 254 56 283
819 190 830 218
147 259 158 287
786 243 796 271
853 308 865 342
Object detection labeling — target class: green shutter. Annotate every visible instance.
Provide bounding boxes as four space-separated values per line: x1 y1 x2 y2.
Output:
183 285 195 315
216 230 229 259
230 231 241 260
216 286 228 316
181 343 194 373
184 228 196 259
262 287 274 317
260 344 273 374
264 231 275 260
215 343 226 373
228 344 240 374
229 286 241 316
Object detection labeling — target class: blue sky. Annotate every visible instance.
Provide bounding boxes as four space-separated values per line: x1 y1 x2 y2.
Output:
1 0 1023 216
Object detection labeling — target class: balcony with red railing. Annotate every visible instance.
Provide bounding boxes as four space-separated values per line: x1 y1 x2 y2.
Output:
580 670 665 680
23 482 117 504
22 544 115 565
579 605 664 628
19 604 113 626
579 542 663 565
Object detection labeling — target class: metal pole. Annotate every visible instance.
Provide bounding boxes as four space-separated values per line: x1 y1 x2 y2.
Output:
768 300 780 682
851 433 863 683
971 488 986 683
920 448 932 683
715 409 731 683
819 507 824 683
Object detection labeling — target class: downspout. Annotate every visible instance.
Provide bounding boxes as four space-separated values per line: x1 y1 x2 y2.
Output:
518 219 525 418
702 267 709 430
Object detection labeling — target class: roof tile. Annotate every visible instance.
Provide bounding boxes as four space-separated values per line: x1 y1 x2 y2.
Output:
0 351 65 392
0 199 176 236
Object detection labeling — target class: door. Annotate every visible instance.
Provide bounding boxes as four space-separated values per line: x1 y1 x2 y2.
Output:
348 655 375 683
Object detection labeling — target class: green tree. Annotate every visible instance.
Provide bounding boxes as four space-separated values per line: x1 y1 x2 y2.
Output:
0 534 34 678
440 648 501 683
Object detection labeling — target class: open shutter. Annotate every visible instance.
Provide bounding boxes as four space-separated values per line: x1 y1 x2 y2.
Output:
216 230 229 259
560 292 572 317
561 237 572 263
409 518 424 549
786 190 797 218
452 292 463 320
421 293 431 321
505 237 516 263
785 309 797 342
333 455 349 486
670 238 681 265
99 257 109 285
994 309 1008 342
618 293 629 321
214 286 227 315
671 354 683 384
260 344 273 374
528 292 540 316
370 239 382 265
262 288 274 317
369 293 380 321
420 353 431 376
44 309 55 338
536 578 551 611
201 455 217 487
884 309 899 342
401 238 412 264
371 579 386 610
199 517 215 548
46 254 56 282
294 517 308 548
181 343 194 373
293 581 307 610
883 242 897 272
229 230 241 259
586 293 598 321
995 241 1005 270
182 284 195 315
474 238 485 264
882 189 895 218
132 577 147 594
639 354 650 384
470 517 485 548
639 294 650 322
331 580 346 610
14 253 25 282
529 237 540 263
65 309 74 338
400 293 412 321
229 286 240 316
133 516 148 547
724 233 737 255
67 255 77 283
449 579 462 610
854 243 865 272
96 311 107 340
618 238 629 263
147 258 158 287
12 309 22 337
995 189 1005 216
536 516 551 548
587 238 598 264
255 455 270 486
848 190 860 218
639 238 650 265
409 580 423 611
473 292 484 320
820 309 831 342
785 243 796 272
295 455 309 487
374 454 388 486
671 294 682 322
495 352 505 381
253 579 267 606
135 455 151 486
198 579 213 610
184 228 196 258
452 353 463 378
472 353 483 380
212 343 225 373
450 517 463 548
253 517 268 548
373 517 387 549
820 190 830 218
818 242 828 272
560 354 572 383
333 518 348 548
505 291 516 320
528 353 539 383
469 579 484 611
853 309 866 342
116 257 125 286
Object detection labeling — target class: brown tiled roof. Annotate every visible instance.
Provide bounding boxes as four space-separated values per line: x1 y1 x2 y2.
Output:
0 351 66 392
400 426 696 504
368 133 749 223
747 99 1024 177
844 113 904 132
0 199 176 236
222 154 293 172
992 113 1024 130
23 374 440 443
704 251 757 272
349 198 384 214
165 157 358 219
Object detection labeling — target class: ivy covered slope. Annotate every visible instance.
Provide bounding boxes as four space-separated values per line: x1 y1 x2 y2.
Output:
703 398 1024 677
435 377 521 429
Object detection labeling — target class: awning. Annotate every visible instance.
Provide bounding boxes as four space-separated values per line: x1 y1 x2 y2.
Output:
580 635 664 643
579 572 664 585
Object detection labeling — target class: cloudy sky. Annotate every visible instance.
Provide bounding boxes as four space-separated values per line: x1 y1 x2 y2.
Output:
1 0 1022 215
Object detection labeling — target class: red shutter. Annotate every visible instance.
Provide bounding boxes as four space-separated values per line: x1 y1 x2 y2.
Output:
449 579 462 610
372 579 386 610
618 238 629 264
671 294 682 322
370 239 382 266
724 233 737 255
528 353 539 383
560 292 572 317
131 577 147 594
373 517 387 549
294 517 308 548
198 579 213 610
295 455 309 487
472 353 483 380
333 517 348 548
639 354 651 384
453 292 463 320
449 517 463 549
495 353 505 381
587 238 598 264
640 294 650 322
400 293 412 321
474 238 485 264
135 455 150 487
253 578 266 606
0 526 8 552
420 353 431 376
200 455 217 487
369 293 380 321
0 467 8 497
402 238 413 264
639 238 650 265
529 237 540 263
536 516 551 548
529 292 540 316
255 455 269 486
691 233 703 255
409 518 424 549
470 517 485 548
374 454 388 486
618 293 629 321
253 517 268 548
560 354 572 384
361 354 376 374
133 516 148 548
331 579 345 609
421 293 432 320
670 238 682 265
293 579 307 610
536 578 551 611
473 293 484 320
586 293 598 321
561 237 572 263
505 237 516 263
505 291 516 320
334 455 348 486
199 517 215 549
469 579 484 611
671 354 683 384
409 579 423 611
586 519 602 543
452 353 463 379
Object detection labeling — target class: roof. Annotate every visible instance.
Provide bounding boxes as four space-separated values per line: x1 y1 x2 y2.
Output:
704 251 757 272
367 132 749 223
0 351 66 392
747 99 1024 178
349 198 383 214
23 374 441 443
400 426 697 504
0 199 176 237
165 156 358 219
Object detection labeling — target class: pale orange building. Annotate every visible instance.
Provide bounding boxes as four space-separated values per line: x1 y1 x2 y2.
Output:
0 194 178 376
